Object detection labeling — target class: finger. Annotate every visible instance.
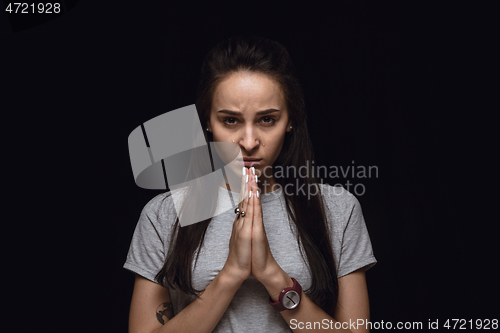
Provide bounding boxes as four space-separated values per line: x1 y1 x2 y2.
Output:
239 168 249 209
239 168 250 224
245 174 255 230
252 175 264 235
238 167 248 206
234 167 247 223
249 167 259 193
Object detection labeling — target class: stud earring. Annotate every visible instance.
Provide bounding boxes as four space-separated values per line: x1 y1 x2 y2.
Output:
290 126 292 130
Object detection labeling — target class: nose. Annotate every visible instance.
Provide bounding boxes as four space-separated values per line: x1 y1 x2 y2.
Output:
239 126 259 151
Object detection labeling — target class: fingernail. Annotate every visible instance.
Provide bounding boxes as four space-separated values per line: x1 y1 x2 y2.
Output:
252 167 255 175
242 167 246 176
246 175 248 183
249 191 252 198
256 190 259 198
255 175 258 183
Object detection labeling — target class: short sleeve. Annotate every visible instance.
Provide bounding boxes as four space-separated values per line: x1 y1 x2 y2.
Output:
337 195 377 278
123 194 171 283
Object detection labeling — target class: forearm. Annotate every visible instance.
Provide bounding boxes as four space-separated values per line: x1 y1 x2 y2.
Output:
153 269 240 333
263 269 354 333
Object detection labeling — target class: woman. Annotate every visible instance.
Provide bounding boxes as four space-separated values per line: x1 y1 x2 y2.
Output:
124 35 377 333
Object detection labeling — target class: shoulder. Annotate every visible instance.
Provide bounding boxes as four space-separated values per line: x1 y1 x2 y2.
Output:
141 191 172 217
140 187 186 229
318 183 360 216
317 183 364 232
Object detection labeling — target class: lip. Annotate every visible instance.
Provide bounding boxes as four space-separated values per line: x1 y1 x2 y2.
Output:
237 158 262 167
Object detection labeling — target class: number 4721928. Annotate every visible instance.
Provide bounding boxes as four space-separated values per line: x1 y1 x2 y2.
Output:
443 319 498 330
5 3 61 14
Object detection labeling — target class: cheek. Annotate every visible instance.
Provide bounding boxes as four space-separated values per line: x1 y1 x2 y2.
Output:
210 120 225 141
267 132 287 156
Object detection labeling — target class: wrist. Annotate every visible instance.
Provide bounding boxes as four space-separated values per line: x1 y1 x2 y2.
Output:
262 268 294 302
219 266 246 289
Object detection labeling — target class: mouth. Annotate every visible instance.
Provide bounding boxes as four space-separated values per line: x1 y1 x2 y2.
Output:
238 158 262 167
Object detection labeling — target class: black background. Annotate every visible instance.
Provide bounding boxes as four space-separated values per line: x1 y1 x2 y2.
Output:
2 1 495 332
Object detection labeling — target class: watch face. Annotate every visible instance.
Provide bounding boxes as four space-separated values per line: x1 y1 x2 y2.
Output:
282 290 300 309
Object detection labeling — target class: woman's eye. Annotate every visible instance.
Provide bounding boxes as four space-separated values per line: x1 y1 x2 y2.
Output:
223 118 238 125
261 117 276 125
222 117 276 126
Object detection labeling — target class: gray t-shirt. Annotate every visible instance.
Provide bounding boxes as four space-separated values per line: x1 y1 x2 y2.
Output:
124 183 377 332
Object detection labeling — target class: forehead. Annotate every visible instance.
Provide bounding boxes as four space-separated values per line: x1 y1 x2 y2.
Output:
212 72 285 113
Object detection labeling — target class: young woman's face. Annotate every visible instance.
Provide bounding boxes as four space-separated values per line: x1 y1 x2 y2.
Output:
208 71 291 186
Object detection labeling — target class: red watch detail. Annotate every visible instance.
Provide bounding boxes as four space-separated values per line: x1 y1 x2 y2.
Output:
268 277 302 311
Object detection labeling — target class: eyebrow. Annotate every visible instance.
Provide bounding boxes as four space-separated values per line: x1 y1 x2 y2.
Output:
217 109 281 116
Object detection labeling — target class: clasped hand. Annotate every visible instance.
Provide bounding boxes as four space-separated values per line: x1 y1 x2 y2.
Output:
223 168 280 285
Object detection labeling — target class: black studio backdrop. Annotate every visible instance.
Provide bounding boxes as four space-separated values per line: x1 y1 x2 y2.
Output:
2 1 495 332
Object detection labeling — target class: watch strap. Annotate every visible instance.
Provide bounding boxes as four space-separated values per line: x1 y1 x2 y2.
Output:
268 277 302 311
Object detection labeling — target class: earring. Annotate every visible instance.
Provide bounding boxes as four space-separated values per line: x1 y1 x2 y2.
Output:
206 127 210 132
290 126 292 130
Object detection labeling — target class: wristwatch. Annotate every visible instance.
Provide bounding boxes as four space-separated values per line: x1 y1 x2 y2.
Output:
268 277 302 311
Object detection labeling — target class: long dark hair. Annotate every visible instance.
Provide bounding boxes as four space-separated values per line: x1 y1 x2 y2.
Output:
156 35 339 314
